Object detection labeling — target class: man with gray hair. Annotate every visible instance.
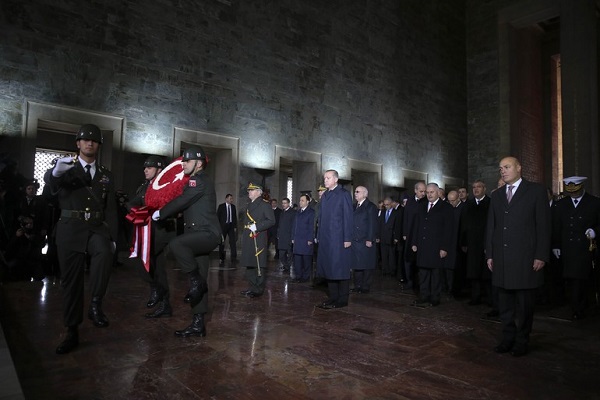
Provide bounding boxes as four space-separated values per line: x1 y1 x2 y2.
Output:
411 183 454 306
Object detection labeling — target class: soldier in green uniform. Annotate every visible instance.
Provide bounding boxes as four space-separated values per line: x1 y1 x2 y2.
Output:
152 146 221 337
47 124 118 355
240 183 275 297
127 155 177 318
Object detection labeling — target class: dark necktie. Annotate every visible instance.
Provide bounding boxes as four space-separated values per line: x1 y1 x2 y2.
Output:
84 165 92 186
573 199 579 207
385 209 391 222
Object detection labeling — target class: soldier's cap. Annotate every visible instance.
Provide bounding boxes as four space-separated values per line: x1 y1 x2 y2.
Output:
247 182 262 191
563 176 587 193
317 184 326 191
25 178 40 189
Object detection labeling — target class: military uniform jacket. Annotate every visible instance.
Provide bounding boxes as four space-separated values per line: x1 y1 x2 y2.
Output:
240 198 276 267
552 192 600 279
128 179 176 239
485 179 550 289
351 199 378 270
159 170 221 239
47 162 118 252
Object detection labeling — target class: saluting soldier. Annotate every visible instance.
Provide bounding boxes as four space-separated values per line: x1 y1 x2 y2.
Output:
152 146 222 337
127 155 177 318
240 183 275 298
552 176 600 320
47 124 118 355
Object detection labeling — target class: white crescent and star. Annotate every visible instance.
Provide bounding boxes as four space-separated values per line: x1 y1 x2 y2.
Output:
152 159 185 190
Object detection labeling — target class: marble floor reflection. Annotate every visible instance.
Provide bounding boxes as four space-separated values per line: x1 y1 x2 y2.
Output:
1 252 599 399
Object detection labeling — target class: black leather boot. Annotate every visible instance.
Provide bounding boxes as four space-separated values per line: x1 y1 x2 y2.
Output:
187 271 208 308
146 284 163 308
88 297 110 327
56 326 79 354
183 291 192 303
145 297 172 318
174 313 206 337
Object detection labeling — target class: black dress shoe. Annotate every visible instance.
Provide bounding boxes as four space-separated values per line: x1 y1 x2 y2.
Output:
510 345 528 357
88 300 109 328
412 298 430 306
360 289 370 294
494 342 514 354
56 329 79 354
350 288 361 293
246 292 262 298
430 300 440 306
317 299 336 307
486 309 500 317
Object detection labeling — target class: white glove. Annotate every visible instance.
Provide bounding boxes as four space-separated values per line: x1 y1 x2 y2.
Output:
52 156 76 177
152 210 160 221
585 228 596 239
552 249 561 259
249 223 257 233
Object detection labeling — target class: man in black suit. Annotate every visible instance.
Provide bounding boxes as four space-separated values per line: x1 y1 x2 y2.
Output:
411 183 455 306
377 197 401 276
277 197 296 272
551 176 600 320
47 124 118 354
486 156 550 357
351 186 378 293
461 180 496 314
267 199 282 259
402 181 426 290
217 193 237 263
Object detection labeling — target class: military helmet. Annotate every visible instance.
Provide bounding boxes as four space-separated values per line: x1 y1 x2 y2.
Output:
76 124 103 144
143 155 165 169
182 146 206 162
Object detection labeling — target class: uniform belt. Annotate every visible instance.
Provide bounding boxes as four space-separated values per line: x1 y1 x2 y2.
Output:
61 210 103 221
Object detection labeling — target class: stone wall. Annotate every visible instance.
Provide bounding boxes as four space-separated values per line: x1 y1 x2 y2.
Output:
0 0 467 196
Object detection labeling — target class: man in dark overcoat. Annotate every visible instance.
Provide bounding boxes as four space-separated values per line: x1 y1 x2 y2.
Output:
277 197 296 272
47 124 118 354
411 183 455 306
153 146 222 338
486 156 550 357
551 176 600 320
240 183 275 297
460 180 494 309
351 186 378 293
316 169 353 309
291 194 315 283
401 181 426 291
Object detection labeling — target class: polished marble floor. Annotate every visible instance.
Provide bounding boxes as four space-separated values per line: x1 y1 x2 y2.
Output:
1 252 599 400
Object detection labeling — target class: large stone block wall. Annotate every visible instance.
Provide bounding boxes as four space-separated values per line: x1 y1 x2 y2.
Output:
0 0 467 191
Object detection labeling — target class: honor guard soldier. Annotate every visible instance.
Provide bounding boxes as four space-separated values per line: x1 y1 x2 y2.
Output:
151 146 222 337
128 155 177 318
47 124 118 354
240 183 275 298
552 176 600 320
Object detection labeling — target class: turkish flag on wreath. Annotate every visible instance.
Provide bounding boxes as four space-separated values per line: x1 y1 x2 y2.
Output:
127 157 190 271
